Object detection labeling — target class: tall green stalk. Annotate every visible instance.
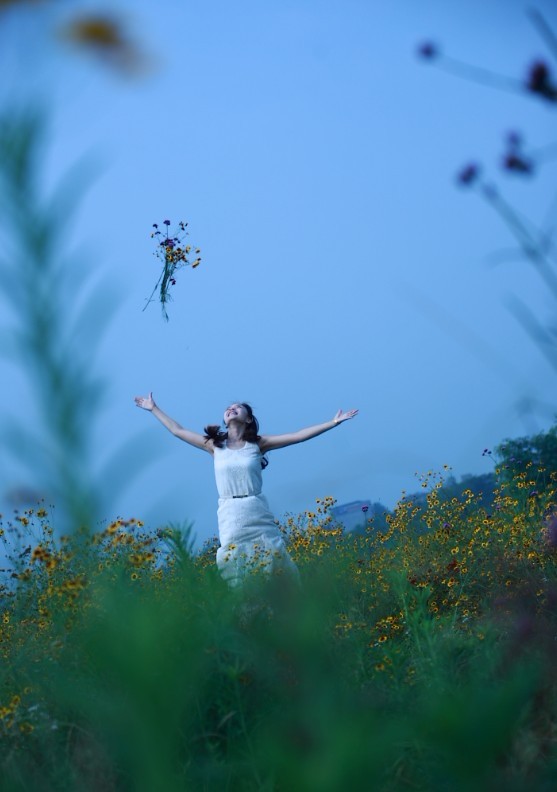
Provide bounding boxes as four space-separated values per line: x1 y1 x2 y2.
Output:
0 112 112 532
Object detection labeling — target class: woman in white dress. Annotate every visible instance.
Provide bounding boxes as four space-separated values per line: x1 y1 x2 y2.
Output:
133 395 358 586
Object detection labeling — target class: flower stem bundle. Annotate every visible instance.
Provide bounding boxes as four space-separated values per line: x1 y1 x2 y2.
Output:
144 219 201 321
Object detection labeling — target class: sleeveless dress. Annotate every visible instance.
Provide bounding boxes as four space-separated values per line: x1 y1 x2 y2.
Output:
213 440 299 587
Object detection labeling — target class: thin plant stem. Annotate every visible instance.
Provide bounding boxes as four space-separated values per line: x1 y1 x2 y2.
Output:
528 9 557 63
480 183 557 304
435 55 524 95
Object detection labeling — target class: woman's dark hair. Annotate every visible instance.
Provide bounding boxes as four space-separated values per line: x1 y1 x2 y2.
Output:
204 402 268 469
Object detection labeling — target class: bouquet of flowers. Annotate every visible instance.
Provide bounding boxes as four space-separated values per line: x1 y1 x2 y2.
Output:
143 219 201 321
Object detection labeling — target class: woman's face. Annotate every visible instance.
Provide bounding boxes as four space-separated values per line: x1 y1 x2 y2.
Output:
223 403 250 426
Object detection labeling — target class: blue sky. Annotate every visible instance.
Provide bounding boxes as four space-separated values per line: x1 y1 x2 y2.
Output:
2 0 557 546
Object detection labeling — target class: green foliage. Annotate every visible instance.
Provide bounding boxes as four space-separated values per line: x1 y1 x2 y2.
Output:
1 469 557 790
438 472 496 509
496 423 557 497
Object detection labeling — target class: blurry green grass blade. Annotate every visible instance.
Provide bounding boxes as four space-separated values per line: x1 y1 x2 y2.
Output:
0 421 49 472
45 149 105 231
64 273 120 358
506 294 557 371
0 326 18 358
96 429 161 506
0 111 44 200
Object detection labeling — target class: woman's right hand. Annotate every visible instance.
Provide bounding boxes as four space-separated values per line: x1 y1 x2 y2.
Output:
134 391 155 411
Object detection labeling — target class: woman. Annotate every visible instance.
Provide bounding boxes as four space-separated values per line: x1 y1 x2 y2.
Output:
133 394 358 586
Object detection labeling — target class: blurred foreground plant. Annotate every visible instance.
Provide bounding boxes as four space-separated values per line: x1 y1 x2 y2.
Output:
0 112 120 530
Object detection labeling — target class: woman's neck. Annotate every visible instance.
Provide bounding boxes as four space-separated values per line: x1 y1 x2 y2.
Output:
226 422 245 445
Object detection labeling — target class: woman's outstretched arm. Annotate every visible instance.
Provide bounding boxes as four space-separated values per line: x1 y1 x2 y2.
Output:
134 392 213 453
258 409 358 453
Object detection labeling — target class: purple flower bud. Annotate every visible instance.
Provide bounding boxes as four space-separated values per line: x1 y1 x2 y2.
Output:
503 153 534 175
457 163 480 187
417 41 438 60
362 505 369 513
152 223 158 228
526 61 557 101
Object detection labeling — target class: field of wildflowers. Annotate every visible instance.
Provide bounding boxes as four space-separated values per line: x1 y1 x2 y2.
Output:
1 457 557 791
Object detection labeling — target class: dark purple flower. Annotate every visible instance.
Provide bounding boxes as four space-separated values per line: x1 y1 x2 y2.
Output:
529 490 538 498
457 163 480 187
417 41 438 60
529 61 549 87
170 278 176 286
152 223 158 228
503 152 534 175
362 505 369 513
162 239 175 248
163 219 171 226
526 61 557 101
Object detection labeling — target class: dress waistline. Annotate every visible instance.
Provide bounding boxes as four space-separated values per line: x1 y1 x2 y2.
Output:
219 493 260 500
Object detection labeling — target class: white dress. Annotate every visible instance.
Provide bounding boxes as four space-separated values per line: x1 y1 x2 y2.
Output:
213 440 299 587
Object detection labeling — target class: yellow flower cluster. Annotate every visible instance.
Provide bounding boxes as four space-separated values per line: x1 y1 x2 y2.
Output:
31 544 58 571
273 466 556 677
164 245 201 269
0 695 21 726
0 692 34 735
0 511 162 663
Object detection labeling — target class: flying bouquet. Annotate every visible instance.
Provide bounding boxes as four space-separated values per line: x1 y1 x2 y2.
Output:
143 219 201 321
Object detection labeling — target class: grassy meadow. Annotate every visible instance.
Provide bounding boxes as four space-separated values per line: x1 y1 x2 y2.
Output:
1 462 557 791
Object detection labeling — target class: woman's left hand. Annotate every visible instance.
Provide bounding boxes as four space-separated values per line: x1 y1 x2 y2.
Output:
333 408 359 424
